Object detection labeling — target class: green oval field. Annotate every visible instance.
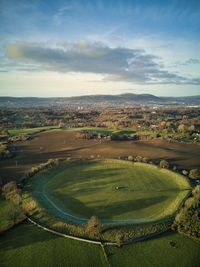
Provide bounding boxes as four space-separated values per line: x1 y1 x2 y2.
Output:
31 160 191 224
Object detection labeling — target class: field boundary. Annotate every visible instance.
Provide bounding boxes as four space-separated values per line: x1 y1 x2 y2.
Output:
27 216 116 246
27 215 114 267
27 215 171 246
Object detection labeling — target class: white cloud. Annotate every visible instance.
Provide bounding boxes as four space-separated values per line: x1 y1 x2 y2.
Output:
4 41 200 85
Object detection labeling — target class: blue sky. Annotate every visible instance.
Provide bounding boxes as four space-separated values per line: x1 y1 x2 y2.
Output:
0 0 200 96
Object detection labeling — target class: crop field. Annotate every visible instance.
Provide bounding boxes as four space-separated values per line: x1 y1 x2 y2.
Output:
30 160 190 224
105 231 200 267
1 129 200 182
0 222 107 267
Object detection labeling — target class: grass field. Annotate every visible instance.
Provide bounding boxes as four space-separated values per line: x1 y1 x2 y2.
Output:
0 222 199 267
8 126 59 136
65 126 113 133
0 222 107 267
30 160 191 224
106 231 200 267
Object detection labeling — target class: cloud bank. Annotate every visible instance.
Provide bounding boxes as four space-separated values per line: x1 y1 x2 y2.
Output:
4 41 200 85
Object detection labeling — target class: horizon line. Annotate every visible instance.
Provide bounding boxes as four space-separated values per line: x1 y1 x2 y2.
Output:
0 93 200 98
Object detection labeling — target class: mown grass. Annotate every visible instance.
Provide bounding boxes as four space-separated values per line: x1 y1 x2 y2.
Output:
8 126 59 136
106 231 200 267
31 160 191 222
0 222 107 267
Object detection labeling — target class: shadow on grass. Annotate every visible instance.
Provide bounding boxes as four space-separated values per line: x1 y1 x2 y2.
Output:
0 221 59 252
36 186 168 221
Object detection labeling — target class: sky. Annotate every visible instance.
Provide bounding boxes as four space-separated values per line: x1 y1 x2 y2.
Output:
0 0 200 97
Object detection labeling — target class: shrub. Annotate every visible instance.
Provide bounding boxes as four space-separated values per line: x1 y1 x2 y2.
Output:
115 233 125 247
27 159 60 177
189 169 200 180
86 216 102 237
182 170 188 176
2 181 20 199
127 155 134 161
159 160 169 169
142 157 148 163
2 181 23 206
135 155 143 162
172 185 200 240
193 185 200 200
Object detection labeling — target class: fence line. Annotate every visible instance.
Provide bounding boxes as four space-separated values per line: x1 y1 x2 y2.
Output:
27 217 101 244
100 244 112 267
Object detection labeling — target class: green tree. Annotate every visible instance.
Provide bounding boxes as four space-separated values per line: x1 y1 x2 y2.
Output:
135 155 143 162
189 169 200 180
159 160 169 169
177 124 186 133
86 216 102 237
116 233 125 247
188 125 195 132
2 181 21 205
127 155 134 161
172 185 200 240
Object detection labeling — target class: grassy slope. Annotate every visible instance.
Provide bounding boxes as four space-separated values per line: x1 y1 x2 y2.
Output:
31 160 190 222
106 231 200 267
0 222 107 267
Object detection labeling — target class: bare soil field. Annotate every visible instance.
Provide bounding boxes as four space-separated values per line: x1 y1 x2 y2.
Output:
1 130 200 181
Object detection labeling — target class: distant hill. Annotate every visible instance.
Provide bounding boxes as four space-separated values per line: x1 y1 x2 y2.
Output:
0 93 199 108
67 93 161 103
162 95 200 104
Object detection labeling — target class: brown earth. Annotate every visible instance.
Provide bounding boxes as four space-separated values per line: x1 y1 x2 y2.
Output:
0 130 200 181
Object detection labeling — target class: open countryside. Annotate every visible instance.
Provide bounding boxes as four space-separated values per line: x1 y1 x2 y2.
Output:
0 1 200 266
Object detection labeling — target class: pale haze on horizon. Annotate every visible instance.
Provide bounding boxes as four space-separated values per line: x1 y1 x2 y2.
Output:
0 0 200 97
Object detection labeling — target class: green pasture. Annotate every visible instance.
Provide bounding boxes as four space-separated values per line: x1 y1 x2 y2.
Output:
8 126 59 136
0 222 107 267
106 231 200 267
64 126 113 134
31 160 191 223
0 222 199 267
8 126 137 138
